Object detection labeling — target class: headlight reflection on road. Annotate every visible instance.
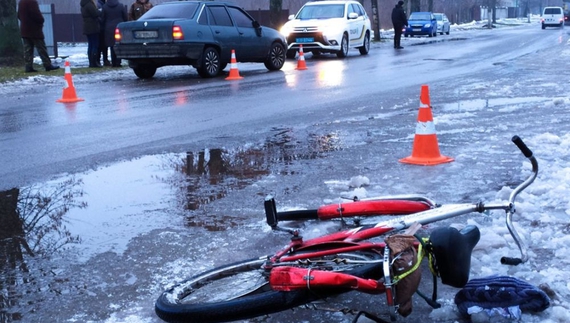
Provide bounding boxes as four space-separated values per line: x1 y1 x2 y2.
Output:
285 73 297 88
317 61 344 87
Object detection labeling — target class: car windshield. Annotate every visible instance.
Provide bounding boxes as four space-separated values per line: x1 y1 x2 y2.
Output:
297 4 345 19
434 14 442 20
409 13 431 20
139 3 200 19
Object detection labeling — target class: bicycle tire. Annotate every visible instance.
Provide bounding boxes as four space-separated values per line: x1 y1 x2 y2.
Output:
155 250 383 323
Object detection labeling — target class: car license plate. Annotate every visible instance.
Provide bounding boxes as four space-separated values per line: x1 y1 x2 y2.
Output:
296 37 314 43
134 31 158 39
413 28 421 31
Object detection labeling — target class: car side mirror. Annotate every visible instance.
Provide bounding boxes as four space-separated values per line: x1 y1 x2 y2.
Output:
252 20 260 29
288 14 294 20
348 12 358 19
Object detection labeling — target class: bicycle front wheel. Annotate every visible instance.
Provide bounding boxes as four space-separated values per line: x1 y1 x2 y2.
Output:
155 250 383 323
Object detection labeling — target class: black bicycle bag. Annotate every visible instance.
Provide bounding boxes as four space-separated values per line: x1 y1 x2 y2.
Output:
428 225 480 288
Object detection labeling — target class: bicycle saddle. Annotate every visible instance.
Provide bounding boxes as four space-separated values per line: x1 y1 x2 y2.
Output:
428 225 480 288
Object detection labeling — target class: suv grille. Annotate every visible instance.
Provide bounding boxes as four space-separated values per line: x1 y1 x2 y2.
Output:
292 26 320 32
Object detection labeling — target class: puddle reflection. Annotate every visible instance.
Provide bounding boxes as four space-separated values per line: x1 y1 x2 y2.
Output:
0 179 86 321
169 128 343 216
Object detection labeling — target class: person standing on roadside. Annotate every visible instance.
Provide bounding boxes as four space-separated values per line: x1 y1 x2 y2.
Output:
17 0 60 73
81 0 102 68
97 0 111 66
102 0 127 67
128 0 153 21
391 0 408 49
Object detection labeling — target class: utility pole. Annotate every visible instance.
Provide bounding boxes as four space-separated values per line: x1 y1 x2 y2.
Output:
371 0 380 41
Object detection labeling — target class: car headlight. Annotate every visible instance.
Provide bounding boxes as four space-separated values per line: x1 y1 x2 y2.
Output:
281 25 292 38
425 23 432 28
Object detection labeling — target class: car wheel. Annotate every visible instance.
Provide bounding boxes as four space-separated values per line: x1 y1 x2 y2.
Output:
542 23 545 29
286 49 297 59
197 47 220 78
446 29 450 35
404 34 409 37
132 65 156 79
217 63 228 75
336 33 349 58
358 31 370 55
264 42 286 71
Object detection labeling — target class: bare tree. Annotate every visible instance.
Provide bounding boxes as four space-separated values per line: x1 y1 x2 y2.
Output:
0 0 23 66
269 0 282 29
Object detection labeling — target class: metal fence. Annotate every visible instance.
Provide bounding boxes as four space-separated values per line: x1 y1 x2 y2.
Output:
39 4 57 57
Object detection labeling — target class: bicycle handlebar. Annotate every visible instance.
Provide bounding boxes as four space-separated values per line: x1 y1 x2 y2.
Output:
512 135 533 158
500 135 538 265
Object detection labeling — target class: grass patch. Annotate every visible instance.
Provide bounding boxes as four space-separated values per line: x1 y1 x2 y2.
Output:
0 64 125 84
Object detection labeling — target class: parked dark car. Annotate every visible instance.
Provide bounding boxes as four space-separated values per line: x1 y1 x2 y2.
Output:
404 12 437 37
114 1 287 78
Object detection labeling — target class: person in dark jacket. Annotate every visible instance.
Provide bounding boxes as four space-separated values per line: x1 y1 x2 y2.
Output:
17 0 60 72
81 0 102 68
128 0 153 21
391 1 408 49
102 0 127 67
97 0 111 66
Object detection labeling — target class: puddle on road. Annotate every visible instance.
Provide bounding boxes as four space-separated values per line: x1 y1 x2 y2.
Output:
0 126 344 257
0 127 346 321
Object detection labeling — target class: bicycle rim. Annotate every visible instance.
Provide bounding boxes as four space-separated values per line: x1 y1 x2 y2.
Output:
155 251 383 323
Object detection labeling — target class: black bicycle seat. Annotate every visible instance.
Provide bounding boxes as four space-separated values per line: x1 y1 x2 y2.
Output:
428 225 480 288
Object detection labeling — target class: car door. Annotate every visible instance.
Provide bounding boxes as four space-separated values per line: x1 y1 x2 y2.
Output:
430 13 437 34
226 6 267 60
346 3 364 44
204 4 240 63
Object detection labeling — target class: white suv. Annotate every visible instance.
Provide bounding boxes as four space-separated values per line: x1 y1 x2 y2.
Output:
541 7 564 29
280 0 371 58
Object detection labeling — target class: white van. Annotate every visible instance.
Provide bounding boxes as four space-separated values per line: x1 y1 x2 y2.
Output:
541 7 564 29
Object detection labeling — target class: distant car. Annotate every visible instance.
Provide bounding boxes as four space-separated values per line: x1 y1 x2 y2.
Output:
434 13 450 35
541 6 564 29
404 12 437 37
114 1 287 79
280 0 372 58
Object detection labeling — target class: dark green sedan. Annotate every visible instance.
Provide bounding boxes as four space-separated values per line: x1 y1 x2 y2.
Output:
114 1 287 78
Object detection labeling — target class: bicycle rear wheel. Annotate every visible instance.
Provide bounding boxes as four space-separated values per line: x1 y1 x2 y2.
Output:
155 250 383 323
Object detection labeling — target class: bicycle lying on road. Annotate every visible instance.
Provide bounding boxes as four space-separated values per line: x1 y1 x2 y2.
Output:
155 136 538 323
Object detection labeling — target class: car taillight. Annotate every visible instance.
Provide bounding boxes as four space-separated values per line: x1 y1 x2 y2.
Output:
173 26 184 40
114 28 121 42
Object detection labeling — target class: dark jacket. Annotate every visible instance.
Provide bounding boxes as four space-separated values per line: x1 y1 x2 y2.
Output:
17 0 45 39
81 0 101 35
129 0 153 21
102 0 127 47
391 4 408 28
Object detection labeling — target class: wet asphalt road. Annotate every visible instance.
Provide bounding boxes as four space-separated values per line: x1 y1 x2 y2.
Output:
1 21 570 323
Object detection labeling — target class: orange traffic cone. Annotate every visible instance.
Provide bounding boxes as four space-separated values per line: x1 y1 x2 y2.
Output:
225 49 243 80
56 61 84 103
399 85 454 166
296 45 307 70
